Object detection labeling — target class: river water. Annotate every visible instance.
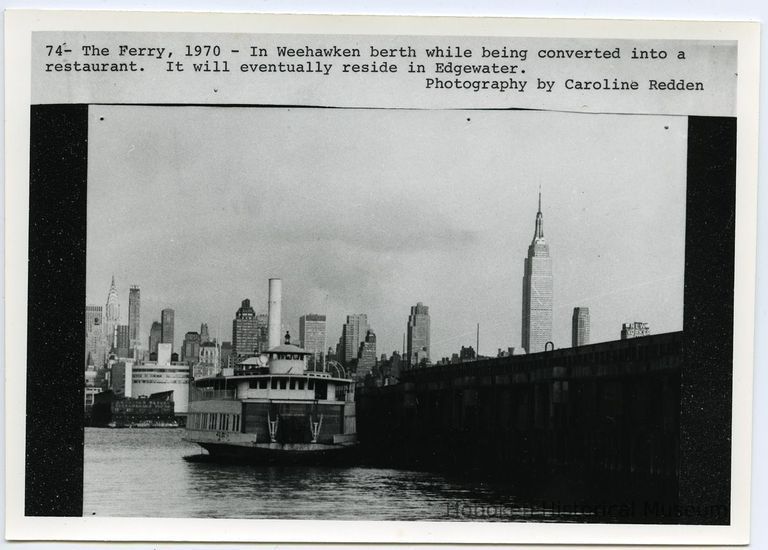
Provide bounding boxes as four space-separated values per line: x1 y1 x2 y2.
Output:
84 428 589 521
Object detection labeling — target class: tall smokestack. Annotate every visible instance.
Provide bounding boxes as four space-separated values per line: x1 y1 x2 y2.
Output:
267 278 282 350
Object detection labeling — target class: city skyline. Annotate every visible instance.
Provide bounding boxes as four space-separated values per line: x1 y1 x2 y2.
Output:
86 107 686 360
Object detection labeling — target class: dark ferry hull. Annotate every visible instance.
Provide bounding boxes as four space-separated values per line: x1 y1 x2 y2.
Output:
183 428 358 465
186 441 359 465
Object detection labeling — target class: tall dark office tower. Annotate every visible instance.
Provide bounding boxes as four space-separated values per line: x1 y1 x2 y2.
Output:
522 191 553 354
220 341 233 368
340 314 369 366
116 324 130 350
181 331 201 363
299 313 327 366
149 321 162 355
116 324 130 348
232 299 259 357
200 323 210 344
572 307 590 347
357 329 377 376
407 302 431 368
255 313 269 352
161 308 175 352
128 285 141 349
104 275 119 350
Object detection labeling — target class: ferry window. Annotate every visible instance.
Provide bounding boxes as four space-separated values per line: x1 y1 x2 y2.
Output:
249 380 259 389
259 379 268 389
308 380 314 390
280 378 287 390
314 381 328 400
290 379 297 390
225 415 230 431
271 378 278 389
298 380 305 390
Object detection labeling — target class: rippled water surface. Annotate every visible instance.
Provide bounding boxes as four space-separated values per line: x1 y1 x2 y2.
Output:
84 428 584 521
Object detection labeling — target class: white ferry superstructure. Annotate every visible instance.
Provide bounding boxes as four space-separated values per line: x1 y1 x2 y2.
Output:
184 279 357 463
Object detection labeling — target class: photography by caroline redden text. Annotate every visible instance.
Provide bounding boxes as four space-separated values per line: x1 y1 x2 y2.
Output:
4 11 759 546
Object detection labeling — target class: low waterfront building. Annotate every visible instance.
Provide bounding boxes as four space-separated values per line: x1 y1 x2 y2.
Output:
621 321 651 339
91 390 176 427
109 343 191 413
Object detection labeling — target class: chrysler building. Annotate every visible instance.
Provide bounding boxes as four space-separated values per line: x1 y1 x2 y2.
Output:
104 275 120 351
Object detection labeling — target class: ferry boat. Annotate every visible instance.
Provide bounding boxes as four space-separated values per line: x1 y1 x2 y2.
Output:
184 279 358 464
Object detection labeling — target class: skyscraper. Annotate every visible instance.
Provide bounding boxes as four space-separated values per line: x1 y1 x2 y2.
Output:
161 308 175 352
149 321 162 355
84 317 107 368
104 275 120 351
340 314 369 366
181 331 201 363
85 304 102 335
522 191 553 354
572 307 590 347
116 324 130 351
233 299 259 357
299 313 327 367
200 322 210 344
220 341 233 368
357 329 377 377
84 305 105 368
255 313 269 352
128 285 141 350
407 302 431 368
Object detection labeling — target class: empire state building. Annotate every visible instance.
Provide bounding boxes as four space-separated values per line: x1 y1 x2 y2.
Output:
521 191 553 353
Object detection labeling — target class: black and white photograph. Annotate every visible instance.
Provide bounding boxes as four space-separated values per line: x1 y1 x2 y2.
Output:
80 106 691 522
5 11 761 546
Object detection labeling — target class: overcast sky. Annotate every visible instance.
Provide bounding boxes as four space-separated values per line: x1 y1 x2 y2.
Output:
86 105 686 359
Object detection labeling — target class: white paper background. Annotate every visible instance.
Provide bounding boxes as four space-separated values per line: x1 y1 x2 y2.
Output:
2 1 766 549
